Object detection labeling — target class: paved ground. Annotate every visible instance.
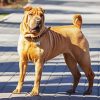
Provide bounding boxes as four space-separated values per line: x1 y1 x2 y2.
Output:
0 0 100 100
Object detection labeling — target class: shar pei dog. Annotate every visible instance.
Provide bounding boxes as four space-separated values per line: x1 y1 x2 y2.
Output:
13 5 95 96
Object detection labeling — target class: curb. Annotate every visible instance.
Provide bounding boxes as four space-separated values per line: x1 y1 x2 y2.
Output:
0 13 14 22
0 8 23 14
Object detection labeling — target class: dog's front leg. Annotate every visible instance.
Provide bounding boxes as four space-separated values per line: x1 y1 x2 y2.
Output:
29 59 43 96
13 59 27 94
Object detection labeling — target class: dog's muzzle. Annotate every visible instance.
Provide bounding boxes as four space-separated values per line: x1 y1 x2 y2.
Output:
30 18 42 33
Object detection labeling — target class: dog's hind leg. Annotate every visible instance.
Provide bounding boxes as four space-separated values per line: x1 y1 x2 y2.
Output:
78 53 95 95
13 59 27 94
63 53 81 94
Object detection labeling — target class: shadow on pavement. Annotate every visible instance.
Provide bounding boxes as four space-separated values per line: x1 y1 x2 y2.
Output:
0 46 17 52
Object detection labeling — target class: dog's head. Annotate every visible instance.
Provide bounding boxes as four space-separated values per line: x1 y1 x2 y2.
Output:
20 5 45 37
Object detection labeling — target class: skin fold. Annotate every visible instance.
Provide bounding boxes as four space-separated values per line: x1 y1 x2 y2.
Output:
13 5 95 96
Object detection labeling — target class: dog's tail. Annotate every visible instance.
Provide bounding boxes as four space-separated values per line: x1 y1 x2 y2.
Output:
72 14 82 29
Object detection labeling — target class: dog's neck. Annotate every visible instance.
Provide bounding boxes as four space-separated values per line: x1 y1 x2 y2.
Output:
31 27 50 42
24 27 50 43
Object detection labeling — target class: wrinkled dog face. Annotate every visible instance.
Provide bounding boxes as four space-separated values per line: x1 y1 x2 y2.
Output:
22 5 45 37
28 7 44 33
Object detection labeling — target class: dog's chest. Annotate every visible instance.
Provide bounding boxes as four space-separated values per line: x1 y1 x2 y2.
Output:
26 43 44 61
18 37 44 61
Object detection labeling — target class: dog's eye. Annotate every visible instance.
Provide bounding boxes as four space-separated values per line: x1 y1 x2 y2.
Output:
28 13 33 20
39 13 43 17
29 13 33 16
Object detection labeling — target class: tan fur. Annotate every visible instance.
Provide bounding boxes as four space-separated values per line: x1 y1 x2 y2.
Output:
13 6 95 96
73 14 82 29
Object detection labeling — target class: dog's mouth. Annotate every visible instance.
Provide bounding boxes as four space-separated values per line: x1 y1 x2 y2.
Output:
24 24 42 38
30 20 43 35
30 25 41 33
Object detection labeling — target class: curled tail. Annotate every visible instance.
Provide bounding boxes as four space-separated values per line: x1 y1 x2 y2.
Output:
73 14 82 29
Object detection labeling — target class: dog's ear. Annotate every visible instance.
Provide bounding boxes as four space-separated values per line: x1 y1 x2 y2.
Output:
42 9 45 13
23 5 32 11
41 9 45 13
38 7 45 13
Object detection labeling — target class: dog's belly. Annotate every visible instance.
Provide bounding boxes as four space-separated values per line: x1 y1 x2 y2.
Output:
45 51 64 61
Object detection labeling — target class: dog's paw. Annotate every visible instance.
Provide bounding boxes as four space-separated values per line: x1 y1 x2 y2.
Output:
27 91 39 96
83 90 92 95
12 89 21 94
66 89 75 94
27 86 39 96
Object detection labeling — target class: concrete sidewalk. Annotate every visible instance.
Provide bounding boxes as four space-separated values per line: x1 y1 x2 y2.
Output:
0 0 100 100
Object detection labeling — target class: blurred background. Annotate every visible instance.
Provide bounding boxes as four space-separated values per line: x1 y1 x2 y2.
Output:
0 0 27 19
0 0 100 24
0 0 27 7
